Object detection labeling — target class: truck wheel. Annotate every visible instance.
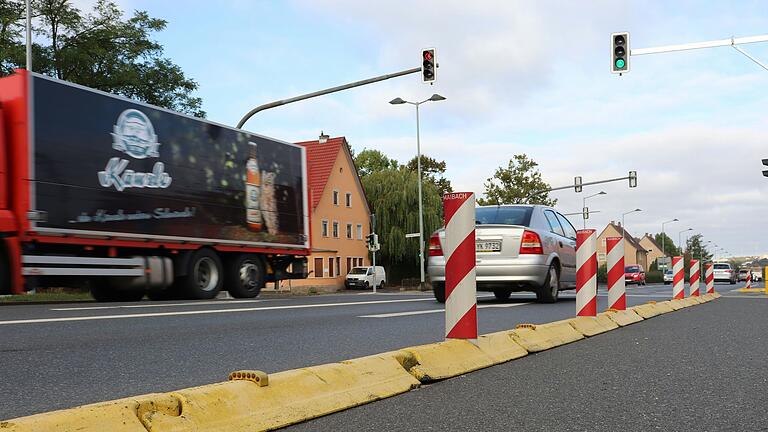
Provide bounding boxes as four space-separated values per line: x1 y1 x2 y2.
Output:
536 264 560 303
90 284 145 302
226 254 265 298
494 288 512 300
181 249 223 299
432 282 446 303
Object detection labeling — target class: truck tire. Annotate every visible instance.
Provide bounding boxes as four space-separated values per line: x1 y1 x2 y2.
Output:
536 264 560 303
493 288 512 300
90 283 145 302
432 282 446 303
181 249 223 299
226 254 265 298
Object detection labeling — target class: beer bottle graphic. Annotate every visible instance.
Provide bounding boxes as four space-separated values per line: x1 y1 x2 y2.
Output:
246 142 263 231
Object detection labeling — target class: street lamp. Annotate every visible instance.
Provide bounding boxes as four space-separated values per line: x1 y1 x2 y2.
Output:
661 218 678 257
390 94 446 287
678 228 693 255
582 191 606 229
621 208 642 239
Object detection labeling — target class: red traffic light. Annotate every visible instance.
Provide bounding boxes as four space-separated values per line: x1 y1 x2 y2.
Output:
423 51 433 61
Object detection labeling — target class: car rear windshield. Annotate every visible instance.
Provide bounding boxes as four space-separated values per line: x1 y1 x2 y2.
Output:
475 206 533 226
625 266 640 272
713 264 730 270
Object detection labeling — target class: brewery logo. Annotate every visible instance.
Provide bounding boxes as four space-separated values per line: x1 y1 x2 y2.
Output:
111 109 160 159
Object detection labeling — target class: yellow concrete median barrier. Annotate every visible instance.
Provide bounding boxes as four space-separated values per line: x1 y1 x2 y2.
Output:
667 299 687 310
566 315 619 337
602 309 644 327
403 339 496 382
631 302 661 319
654 301 676 313
510 321 584 353
475 330 529 364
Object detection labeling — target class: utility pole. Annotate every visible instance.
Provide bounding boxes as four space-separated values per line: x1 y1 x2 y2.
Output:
25 0 32 71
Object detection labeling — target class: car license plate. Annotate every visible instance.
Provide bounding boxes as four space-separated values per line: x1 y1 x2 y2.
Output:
476 240 501 252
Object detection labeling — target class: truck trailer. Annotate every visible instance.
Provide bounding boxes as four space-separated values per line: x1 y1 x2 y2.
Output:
0 70 310 301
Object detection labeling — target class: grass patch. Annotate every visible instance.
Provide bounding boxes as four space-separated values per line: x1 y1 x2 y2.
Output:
0 288 92 303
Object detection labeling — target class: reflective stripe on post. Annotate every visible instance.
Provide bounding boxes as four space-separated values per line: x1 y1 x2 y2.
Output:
704 263 715 294
689 259 700 297
606 237 626 310
576 229 597 317
442 192 477 340
745 271 752 290
672 256 684 299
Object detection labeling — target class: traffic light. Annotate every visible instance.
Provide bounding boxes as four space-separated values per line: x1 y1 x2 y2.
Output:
762 159 768 177
583 207 589 220
611 32 630 74
366 234 374 249
422 48 436 84
628 171 637 188
574 176 583 193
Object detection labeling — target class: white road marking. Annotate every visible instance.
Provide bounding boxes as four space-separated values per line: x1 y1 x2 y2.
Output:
359 302 531 318
50 299 263 311
0 297 440 326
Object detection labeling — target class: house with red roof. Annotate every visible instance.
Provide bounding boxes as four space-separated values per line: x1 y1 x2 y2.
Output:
283 134 371 292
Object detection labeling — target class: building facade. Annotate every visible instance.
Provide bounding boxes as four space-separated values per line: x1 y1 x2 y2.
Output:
596 222 649 270
638 234 665 268
280 135 370 292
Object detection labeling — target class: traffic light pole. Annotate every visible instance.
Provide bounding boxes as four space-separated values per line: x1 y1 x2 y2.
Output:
371 213 377 294
630 34 768 72
528 172 637 200
236 67 421 129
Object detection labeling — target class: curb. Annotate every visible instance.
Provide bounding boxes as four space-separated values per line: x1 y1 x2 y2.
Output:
0 293 722 431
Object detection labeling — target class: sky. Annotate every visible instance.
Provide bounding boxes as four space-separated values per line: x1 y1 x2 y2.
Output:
68 0 768 257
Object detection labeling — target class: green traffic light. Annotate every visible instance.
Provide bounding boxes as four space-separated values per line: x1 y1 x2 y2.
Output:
615 58 625 69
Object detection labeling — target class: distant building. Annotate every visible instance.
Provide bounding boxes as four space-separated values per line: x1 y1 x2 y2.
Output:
638 233 665 268
277 135 371 292
596 222 649 270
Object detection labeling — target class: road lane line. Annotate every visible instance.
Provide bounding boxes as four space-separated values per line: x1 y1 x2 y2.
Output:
359 302 531 318
0 297 441 326
50 299 263 311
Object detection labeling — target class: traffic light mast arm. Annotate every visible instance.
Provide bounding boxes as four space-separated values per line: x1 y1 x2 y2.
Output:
236 67 421 129
527 172 637 199
630 34 768 72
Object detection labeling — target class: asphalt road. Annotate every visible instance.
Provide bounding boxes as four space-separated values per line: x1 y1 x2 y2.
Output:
289 287 768 431
0 282 757 420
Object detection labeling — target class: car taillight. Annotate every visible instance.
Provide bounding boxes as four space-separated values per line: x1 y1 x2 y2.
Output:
519 230 543 254
725 269 732 273
428 233 443 256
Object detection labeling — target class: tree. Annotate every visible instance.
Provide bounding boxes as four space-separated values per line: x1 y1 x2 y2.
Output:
654 232 681 256
686 234 712 262
405 155 453 197
477 154 556 206
361 167 442 281
0 0 204 116
355 149 398 177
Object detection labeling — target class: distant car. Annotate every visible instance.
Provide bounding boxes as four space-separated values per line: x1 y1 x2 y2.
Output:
345 266 386 289
738 269 750 282
751 270 762 282
663 270 673 285
712 263 737 284
624 265 646 285
427 204 578 303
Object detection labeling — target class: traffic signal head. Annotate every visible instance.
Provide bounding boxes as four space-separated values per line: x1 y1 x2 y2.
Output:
574 176 583 193
762 159 768 177
611 32 630 74
628 170 637 188
422 48 436 84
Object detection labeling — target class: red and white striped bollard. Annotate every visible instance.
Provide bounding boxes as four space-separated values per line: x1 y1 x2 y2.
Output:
606 237 626 310
576 229 597 316
442 192 477 340
672 256 684 299
689 259 700 297
704 263 714 294
745 270 752 290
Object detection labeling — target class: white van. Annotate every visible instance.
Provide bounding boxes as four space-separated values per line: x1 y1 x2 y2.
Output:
345 266 386 289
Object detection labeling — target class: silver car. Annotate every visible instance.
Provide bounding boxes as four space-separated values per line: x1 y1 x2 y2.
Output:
427 204 578 303
712 262 737 284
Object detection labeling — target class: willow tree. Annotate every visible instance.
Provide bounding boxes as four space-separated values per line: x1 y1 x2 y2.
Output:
362 167 442 281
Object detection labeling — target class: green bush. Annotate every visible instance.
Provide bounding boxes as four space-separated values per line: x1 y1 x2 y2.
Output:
597 263 607 283
646 270 663 284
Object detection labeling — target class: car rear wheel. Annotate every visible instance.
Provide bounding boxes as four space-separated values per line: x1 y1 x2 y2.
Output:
536 265 560 303
493 288 512 300
432 282 446 303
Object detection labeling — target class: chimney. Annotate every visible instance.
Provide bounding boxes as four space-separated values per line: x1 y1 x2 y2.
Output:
318 131 329 144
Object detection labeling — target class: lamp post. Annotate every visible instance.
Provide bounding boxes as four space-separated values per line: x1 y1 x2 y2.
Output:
390 94 446 288
621 208 642 240
661 218 678 257
678 228 693 256
582 191 606 229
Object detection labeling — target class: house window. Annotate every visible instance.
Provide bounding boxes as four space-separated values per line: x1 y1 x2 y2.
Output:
328 257 335 277
335 257 341 276
332 221 339 238
346 223 353 239
345 192 352 207
346 257 352 275
333 190 339 206
598 253 606 262
314 258 323 278
356 224 363 240
321 220 329 237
